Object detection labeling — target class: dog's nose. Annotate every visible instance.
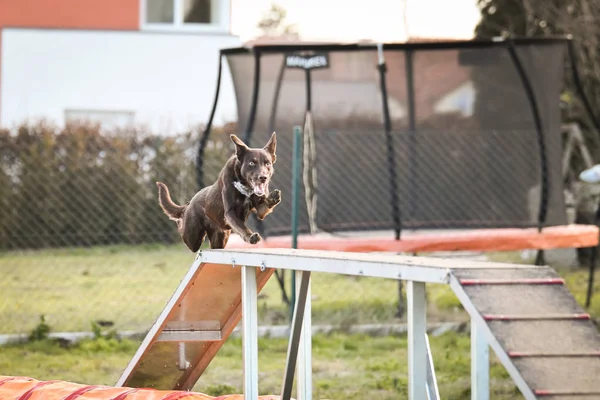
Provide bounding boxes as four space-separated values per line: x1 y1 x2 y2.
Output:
259 176 267 183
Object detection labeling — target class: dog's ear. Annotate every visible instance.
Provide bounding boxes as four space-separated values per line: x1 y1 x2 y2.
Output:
230 134 249 160
263 132 277 163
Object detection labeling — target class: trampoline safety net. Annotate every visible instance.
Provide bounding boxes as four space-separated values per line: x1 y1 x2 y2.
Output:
204 40 569 237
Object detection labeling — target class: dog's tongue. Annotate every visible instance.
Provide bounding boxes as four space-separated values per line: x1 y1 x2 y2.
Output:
254 183 267 196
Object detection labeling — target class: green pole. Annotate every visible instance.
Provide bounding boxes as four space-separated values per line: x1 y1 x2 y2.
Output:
289 126 302 321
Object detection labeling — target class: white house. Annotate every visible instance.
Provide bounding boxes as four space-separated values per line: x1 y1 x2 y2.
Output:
0 0 241 133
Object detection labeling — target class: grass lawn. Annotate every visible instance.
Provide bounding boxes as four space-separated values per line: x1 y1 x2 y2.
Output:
1 244 599 334
1 244 599 398
0 243 470 334
0 331 523 400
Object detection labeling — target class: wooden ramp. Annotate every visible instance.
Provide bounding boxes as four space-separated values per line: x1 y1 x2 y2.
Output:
116 254 275 390
116 249 600 400
451 267 600 399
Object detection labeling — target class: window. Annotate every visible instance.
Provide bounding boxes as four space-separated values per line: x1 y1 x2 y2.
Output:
142 0 229 32
146 0 174 23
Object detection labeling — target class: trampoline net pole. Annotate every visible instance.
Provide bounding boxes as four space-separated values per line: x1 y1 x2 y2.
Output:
196 53 223 189
268 57 287 135
243 50 262 144
505 39 549 232
405 49 418 226
377 43 402 240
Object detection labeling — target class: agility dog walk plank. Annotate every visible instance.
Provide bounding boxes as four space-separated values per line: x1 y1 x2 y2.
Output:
196 249 600 399
115 255 274 391
115 248 600 399
452 267 600 398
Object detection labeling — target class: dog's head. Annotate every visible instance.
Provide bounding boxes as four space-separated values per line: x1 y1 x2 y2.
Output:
230 132 277 197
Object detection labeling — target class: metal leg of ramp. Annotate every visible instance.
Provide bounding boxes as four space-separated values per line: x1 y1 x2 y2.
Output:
296 270 313 400
471 320 490 400
242 266 259 400
425 332 441 400
281 270 312 400
408 281 427 400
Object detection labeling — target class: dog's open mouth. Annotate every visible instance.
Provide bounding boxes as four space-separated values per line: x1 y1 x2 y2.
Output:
252 182 268 197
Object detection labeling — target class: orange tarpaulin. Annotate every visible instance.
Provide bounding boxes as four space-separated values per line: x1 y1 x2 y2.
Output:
0 376 282 400
226 225 599 253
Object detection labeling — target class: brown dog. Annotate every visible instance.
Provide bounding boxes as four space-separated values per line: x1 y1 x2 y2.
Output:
156 132 281 251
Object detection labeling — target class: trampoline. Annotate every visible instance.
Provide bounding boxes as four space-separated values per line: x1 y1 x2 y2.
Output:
198 37 600 306
226 226 599 254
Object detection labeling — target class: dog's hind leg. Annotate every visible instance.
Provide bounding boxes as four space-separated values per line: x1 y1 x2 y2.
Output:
183 230 206 252
181 219 207 253
208 230 231 249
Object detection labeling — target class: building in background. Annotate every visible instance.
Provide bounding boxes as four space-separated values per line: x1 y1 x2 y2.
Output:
0 0 240 133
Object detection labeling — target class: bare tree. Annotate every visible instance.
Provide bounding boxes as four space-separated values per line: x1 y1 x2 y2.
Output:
257 3 299 38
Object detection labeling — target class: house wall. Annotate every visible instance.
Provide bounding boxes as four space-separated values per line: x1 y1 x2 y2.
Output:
0 28 240 133
0 0 139 30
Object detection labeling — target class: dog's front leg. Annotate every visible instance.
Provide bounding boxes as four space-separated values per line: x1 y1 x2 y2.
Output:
225 208 261 244
222 188 261 244
255 189 282 220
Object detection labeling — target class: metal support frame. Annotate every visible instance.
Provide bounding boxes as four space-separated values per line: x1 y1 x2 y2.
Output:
121 249 571 398
407 281 427 400
471 320 490 400
449 275 537 400
425 333 440 400
242 265 259 400
281 270 312 400
296 270 313 400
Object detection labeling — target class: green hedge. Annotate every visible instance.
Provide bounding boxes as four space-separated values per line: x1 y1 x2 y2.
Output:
0 121 234 250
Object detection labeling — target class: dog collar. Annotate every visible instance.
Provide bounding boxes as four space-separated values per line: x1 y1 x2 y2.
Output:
233 181 253 197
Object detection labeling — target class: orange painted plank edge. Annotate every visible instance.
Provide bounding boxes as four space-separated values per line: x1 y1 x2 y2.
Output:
0 376 282 400
226 225 599 253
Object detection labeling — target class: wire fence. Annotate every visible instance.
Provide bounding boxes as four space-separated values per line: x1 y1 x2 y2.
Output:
0 121 573 336
247 125 567 237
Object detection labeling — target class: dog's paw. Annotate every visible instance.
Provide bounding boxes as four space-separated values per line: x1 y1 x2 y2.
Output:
268 189 282 206
248 232 262 244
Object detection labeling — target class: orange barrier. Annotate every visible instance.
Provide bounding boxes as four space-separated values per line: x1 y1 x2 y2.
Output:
0 376 282 400
227 225 599 253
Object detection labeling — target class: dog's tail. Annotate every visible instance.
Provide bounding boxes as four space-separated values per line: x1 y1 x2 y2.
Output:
156 181 186 220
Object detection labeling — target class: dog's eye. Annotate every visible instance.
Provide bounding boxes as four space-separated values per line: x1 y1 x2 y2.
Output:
265 161 271 166
249 161 255 166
